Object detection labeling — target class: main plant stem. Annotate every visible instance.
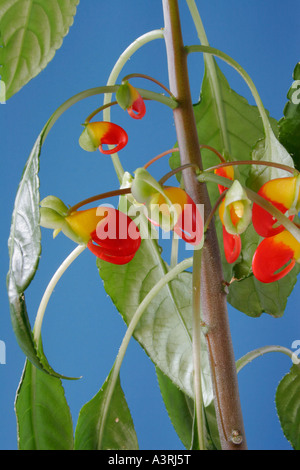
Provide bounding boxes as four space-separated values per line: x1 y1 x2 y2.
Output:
162 0 247 449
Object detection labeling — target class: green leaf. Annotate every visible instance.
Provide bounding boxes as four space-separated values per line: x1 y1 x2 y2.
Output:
15 360 74 450
227 264 300 318
6 132 75 378
7 133 43 369
276 364 300 450
247 130 295 192
98 232 212 399
74 369 138 450
170 61 277 185
0 0 79 99
156 367 220 450
278 62 300 171
156 366 194 449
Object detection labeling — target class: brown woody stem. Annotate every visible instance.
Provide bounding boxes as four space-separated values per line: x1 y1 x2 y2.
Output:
162 0 247 450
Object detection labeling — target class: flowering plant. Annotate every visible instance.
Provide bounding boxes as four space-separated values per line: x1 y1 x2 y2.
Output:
3 0 300 452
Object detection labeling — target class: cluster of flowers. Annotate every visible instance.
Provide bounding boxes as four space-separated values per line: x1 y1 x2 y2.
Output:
215 166 300 283
40 82 300 284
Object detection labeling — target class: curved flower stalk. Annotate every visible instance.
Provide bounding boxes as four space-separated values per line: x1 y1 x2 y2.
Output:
116 81 146 119
252 230 300 283
79 121 128 154
131 167 203 246
252 176 300 238
40 196 141 265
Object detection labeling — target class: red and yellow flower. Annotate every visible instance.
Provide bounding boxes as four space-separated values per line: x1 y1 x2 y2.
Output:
252 230 300 283
252 176 300 238
131 168 203 246
214 164 243 264
116 81 146 120
79 121 128 154
250 175 300 283
218 179 251 264
40 196 141 265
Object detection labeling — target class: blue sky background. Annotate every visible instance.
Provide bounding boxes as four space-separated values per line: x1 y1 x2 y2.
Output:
0 0 299 450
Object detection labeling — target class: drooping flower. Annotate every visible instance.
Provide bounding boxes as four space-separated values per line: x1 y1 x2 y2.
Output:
40 196 141 265
252 176 300 238
148 187 203 245
252 230 300 283
79 121 128 154
218 180 251 264
131 168 203 246
116 81 146 120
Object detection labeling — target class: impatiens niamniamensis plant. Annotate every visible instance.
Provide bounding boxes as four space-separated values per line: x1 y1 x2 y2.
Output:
4 0 300 451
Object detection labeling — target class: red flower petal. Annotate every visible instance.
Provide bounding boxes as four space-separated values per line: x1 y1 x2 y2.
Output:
252 197 293 238
252 236 295 283
98 123 128 155
87 240 138 265
222 226 241 263
87 207 141 264
127 95 146 120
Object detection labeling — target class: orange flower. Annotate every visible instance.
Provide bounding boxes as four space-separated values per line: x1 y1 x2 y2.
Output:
252 230 300 283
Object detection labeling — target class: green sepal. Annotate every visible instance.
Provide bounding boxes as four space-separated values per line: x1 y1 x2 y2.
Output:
40 207 65 230
131 168 177 230
79 125 98 152
40 195 69 216
40 196 86 245
116 81 131 110
131 168 170 204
